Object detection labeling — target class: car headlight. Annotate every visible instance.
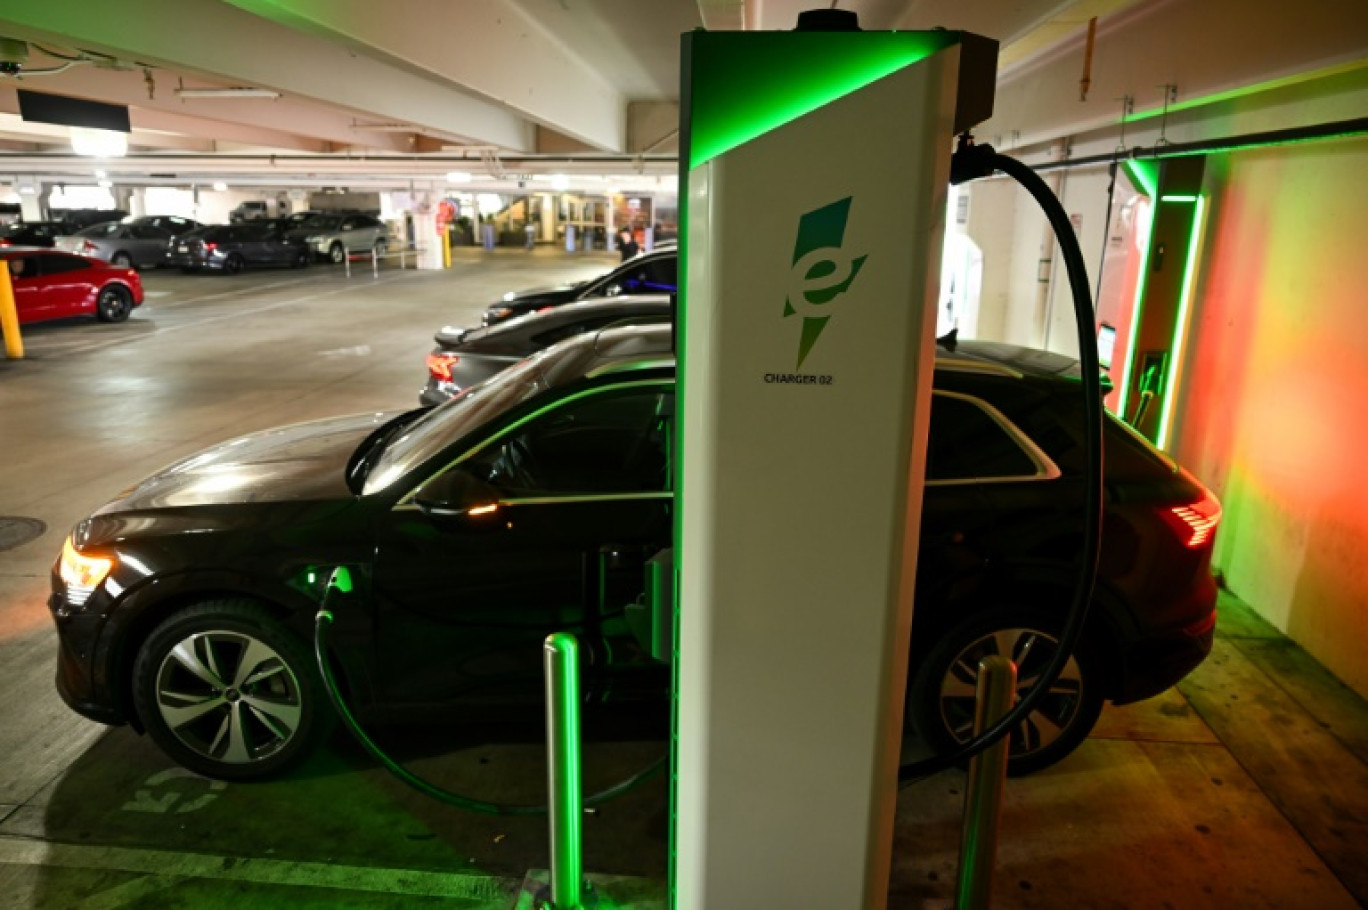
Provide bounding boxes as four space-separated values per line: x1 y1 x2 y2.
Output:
60 538 114 607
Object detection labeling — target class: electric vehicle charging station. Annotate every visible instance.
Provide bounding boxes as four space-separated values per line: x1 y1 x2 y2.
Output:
674 14 997 908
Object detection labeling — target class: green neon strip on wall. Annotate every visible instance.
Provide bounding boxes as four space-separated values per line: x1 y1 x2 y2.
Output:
1160 194 1199 203
1114 204 1155 417
686 31 956 169
1157 196 1207 451
1121 60 1368 124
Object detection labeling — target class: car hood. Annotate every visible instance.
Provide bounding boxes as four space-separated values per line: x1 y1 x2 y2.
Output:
491 283 584 309
96 411 397 513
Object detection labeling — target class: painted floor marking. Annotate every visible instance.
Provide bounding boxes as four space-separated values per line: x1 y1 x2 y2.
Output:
0 835 515 900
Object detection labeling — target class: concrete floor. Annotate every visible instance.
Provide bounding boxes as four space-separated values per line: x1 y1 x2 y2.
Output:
1 249 1366 909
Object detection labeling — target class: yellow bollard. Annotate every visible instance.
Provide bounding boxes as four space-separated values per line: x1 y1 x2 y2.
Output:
0 260 23 360
442 228 452 269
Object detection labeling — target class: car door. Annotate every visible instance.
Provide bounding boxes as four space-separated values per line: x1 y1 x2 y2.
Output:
371 381 674 714
128 224 172 266
36 253 96 317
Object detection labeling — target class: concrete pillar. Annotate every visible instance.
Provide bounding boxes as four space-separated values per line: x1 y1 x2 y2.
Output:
410 203 444 270
19 191 43 222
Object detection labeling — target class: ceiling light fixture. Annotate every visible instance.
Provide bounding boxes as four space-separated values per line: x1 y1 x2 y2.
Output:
212 181 228 192
70 126 127 157
445 171 473 184
175 87 280 99
550 174 570 191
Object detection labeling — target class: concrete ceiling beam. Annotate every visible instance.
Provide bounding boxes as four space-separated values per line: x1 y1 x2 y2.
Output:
0 0 535 152
224 0 626 152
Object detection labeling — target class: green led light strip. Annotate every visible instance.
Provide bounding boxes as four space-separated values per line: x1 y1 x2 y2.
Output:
1157 195 1207 451
1159 194 1199 203
1121 159 1159 199
1121 60 1368 125
685 31 956 169
1113 186 1155 418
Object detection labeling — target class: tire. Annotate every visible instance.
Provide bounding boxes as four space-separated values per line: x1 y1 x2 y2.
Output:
223 254 246 275
372 239 388 257
328 242 345 264
110 251 134 268
132 600 329 781
95 285 133 322
908 607 1105 776
291 248 311 269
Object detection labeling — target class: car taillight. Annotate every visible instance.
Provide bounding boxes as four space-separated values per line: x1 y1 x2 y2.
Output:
82 240 99 253
426 352 459 382
203 242 217 252
0 239 10 246
536 306 556 314
1164 489 1222 548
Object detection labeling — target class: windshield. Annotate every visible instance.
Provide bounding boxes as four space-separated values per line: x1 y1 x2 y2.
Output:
307 216 342 231
363 355 549 494
78 222 123 237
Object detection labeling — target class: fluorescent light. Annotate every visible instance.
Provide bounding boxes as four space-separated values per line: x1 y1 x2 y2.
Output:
445 171 473 184
550 174 570 191
71 127 128 157
97 179 113 188
176 87 280 99
94 169 106 178
18 186 34 195
212 182 228 192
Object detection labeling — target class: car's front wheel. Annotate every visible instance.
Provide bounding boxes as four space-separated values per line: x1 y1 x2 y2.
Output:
329 242 345 264
223 253 246 275
132 601 328 780
95 285 133 322
908 607 1105 776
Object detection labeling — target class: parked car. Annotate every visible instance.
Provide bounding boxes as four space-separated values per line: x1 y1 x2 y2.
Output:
52 209 130 233
229 201 272 223
421 295 672 404
50 323 1219 780
290 213 388 263
481 246 677 326
2 248 143 323
56 217 201 268
0 221 66 248
164 223 311 274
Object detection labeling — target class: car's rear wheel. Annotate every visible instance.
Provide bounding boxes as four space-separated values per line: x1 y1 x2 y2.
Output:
291 248 311 269
110 251 134 268
95 285 133 322
132 601 328 781
908 607 1104 776
223 253 246 275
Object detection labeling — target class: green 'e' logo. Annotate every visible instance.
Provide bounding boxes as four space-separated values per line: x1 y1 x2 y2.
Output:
783 197 867 369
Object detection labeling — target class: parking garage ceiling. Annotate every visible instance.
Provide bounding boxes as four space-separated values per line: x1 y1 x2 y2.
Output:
0 0 1363 189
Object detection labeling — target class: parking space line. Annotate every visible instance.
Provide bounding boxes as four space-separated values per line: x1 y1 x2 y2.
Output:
48 272 415 359
0 835 517 901
147 275 318 309
78 873 189 910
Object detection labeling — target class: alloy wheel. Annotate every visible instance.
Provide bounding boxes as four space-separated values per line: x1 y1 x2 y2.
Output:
154 630 303 765
937 627 1084 756
96 287 131 321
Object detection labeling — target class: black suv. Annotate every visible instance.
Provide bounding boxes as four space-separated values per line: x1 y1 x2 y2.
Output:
50 324 1218 780
482 246 677 326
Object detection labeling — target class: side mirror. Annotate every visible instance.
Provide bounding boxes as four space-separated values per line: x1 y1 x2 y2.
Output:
413 469 501 519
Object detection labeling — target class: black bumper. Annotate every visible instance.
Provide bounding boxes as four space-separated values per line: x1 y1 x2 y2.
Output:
49 590 126 726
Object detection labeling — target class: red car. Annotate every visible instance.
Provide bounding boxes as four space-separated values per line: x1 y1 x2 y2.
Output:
3 247 143 325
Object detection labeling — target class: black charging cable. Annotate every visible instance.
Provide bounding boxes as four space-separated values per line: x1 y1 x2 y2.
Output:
898 137 1105 782
315 568 667 816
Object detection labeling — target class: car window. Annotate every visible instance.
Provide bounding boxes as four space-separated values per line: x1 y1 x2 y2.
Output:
620 256 677 293
310 217 341 231
457 386 672 495
78 223 122 238
130 224 171 240
926 392 1043 482
340 219 358 230
230 224 269 242
38 254 91 276
6 255 40 280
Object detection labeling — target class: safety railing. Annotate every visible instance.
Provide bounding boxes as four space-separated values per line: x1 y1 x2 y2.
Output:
340 244 430 277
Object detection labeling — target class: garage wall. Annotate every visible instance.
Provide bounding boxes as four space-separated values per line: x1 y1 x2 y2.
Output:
963 165 1113 359
1170 137 1368 698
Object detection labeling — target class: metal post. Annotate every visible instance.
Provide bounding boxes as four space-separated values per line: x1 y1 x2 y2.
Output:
0 261 22 359
543 633 583 909
343 246 351 278
955 655 1017 910
371 245 379 278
